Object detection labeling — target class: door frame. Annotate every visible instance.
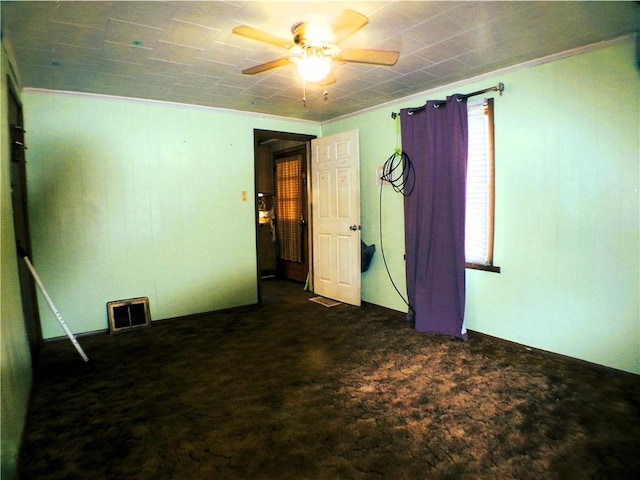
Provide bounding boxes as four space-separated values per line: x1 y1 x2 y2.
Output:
7 74 42 358
253 130 316 303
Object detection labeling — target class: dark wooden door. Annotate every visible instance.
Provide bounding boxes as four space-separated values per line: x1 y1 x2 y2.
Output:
8 81 42 358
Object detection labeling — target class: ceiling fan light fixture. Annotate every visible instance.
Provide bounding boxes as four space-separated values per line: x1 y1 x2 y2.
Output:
300 21 334 44
233 9 399 91
297 47 331 82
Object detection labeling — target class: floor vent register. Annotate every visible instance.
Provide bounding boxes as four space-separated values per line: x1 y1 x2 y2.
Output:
107 297 151 333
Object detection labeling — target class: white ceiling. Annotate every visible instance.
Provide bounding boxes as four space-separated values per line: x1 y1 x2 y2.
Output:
1 1 637 122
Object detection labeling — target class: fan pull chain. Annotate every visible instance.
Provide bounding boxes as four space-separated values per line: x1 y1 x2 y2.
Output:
302 79 307 107
301 77 330 106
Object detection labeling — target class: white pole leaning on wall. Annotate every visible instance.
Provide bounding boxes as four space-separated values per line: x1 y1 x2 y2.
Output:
17 245 89 362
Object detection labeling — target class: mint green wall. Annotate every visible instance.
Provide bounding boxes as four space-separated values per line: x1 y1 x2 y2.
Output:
323 38 639 375
1 40 33 480
23 91 319 339
11 37 640 399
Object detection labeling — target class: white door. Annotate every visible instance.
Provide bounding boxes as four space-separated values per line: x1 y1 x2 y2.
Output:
311 130 360 306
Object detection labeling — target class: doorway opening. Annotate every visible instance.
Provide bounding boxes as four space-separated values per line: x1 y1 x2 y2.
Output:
254 130 316 303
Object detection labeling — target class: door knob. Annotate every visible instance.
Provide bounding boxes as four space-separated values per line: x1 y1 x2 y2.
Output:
349 225 360 231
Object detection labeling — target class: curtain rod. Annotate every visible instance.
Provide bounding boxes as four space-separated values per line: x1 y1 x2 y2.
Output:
391 82 504 119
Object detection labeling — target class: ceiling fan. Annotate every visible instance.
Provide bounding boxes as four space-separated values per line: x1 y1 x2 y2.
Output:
232 9 400 84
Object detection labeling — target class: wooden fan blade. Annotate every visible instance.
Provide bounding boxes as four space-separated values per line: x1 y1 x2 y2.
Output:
332 9 368 44
232 26 293 50
338 49 400 66
242 57 292 75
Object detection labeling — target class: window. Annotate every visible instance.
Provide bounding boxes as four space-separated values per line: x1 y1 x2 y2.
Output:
465 98 500 272
275 154 304 263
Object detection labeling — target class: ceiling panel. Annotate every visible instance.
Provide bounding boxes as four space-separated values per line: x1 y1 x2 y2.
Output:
1 1 637 122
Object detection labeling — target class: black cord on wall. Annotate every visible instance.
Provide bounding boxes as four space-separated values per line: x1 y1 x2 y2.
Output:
378 149 415 316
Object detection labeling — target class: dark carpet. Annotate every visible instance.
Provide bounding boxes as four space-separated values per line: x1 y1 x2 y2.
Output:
18 280 640 479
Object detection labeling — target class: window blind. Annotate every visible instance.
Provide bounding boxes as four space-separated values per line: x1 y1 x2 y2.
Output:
275 155 303 263
465 101 491 265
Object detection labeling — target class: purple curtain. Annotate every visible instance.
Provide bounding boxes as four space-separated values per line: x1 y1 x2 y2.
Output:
401 95 468 340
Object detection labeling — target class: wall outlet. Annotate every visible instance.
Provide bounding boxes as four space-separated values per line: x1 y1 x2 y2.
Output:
241 191 248 202
376 165 390 186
